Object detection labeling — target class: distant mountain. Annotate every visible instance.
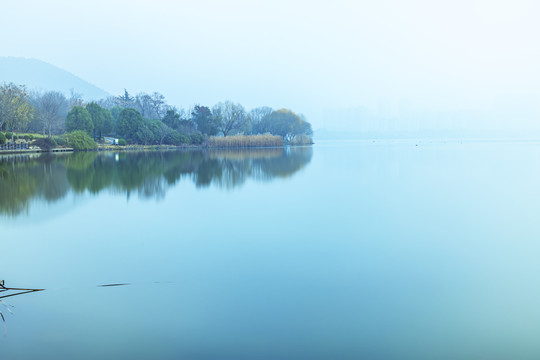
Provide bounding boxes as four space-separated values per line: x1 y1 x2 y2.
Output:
0 57 110 100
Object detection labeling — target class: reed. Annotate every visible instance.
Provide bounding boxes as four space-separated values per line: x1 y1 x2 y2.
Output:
208 134 284 148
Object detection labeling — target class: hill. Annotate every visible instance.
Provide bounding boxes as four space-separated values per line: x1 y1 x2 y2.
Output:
0 57 110 100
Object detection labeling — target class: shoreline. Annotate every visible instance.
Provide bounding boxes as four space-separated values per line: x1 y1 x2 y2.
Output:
0 143 313 155
0 147 74 155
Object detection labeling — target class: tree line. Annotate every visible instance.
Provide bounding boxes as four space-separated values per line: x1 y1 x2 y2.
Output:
0 83 313 146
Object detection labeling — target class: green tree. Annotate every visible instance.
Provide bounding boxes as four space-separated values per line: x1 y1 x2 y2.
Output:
162 109 181 129
163 109 199 136
142 118 172 145
192 105 219 136
110 106 123 135
86 102 113 136
117 108 144 141
136 126 154 145
66 106 94 135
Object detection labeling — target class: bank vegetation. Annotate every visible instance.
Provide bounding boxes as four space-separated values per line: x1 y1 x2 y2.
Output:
208 134 283 148
0 83 313 150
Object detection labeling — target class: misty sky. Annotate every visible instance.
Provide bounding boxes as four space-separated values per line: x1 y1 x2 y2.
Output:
1 0 539 131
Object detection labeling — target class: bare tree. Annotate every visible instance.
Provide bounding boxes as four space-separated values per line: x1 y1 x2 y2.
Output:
133 92 168 119
32 91 68 137
68 88 84 110
97 96 118 110
150 92 166 119
212 101 249 137
133 93 153 118
249 106 273 134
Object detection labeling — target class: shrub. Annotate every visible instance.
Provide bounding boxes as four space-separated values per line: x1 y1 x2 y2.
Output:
118 139 127 146
0 132 5 145
165 131 190 145
190 132 204 145
4 132 13 140
65 130 96 150
22 134 34 140
53 136 67 147
32 137 57 151
179 134 190 145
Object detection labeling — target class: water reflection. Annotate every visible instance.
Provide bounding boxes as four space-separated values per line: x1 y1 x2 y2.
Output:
0 147 312 216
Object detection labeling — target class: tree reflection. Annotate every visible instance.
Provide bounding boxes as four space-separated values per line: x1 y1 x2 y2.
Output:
0 154 70 215
0 147 312 216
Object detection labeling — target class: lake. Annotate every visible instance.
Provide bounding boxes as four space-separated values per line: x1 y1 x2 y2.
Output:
2 140 540 359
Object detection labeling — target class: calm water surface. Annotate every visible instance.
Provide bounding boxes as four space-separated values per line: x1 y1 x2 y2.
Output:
2 141 540 359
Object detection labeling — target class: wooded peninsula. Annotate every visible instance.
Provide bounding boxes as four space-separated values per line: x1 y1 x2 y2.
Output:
0 83 313 150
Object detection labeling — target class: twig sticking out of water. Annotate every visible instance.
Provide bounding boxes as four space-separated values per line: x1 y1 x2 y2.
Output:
98 283 131 287
0 280 44 332
0 280 45 299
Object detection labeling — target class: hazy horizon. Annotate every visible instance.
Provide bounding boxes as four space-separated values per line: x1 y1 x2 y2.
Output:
2 0 539 135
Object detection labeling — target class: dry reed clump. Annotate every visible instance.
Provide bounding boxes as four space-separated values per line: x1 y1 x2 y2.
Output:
208 134 284 148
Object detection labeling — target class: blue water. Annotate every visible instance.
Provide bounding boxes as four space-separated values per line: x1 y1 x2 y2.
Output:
2 141 540 359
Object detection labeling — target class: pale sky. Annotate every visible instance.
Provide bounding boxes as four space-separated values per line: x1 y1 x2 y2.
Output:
1 0 539 131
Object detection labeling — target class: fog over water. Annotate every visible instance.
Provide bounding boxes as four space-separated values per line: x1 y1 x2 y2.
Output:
2 0 539 136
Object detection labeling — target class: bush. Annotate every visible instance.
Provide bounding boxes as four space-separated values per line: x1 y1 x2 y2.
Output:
22 134 34 140
165 131 190 145
53 136 67 147
118 139 127 146
179 134 190 145
32 137 57 151
65 130 96 150
0 133 5 145
190 132 204 145
4 132 13 140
